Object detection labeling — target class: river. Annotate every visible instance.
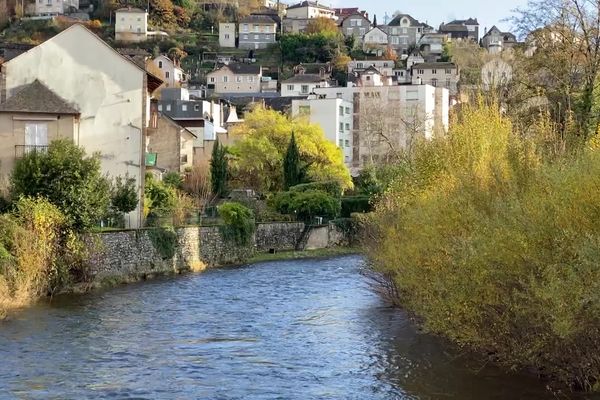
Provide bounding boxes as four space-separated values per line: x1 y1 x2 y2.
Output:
0 255 593 399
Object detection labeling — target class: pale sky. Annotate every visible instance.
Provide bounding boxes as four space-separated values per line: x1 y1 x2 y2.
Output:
312 0 529 33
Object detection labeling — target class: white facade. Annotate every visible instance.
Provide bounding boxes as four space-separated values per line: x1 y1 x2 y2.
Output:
219 23 236 48
291 97 353 166
2 24 156 228
33 0 78 16
152 55 185 88
348 59 395 76
286 2 336 19
115 8 148 43
481 59 513 90
281 78 331 97
363 27 389 55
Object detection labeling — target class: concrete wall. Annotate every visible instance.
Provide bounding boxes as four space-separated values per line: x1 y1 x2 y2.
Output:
3 25 147 228
88 222 345 283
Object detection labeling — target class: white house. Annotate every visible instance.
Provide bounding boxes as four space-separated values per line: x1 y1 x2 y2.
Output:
286 1 336 20
281 74 332 97
32 0 79 16
291 96 353 166
115 7 148 43
0 24 162 228
151 55 185 88
363 27 389 56
219 23 236 48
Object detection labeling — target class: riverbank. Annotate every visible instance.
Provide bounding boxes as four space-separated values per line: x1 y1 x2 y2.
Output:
247 247 361 263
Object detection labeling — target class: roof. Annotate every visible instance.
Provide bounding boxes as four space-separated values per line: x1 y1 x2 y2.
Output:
212 63 261 75
439 24 469 32
116 7 146 13
0 80 79 114
412 62 457 70
448 18 479 25
159 113 197 138
340 13 371 25
287 1 332 11
362 66 381 74
366 26 388 36
239 14 277 24
3 24 163 93
388 14 426 27
282 74 328 83
294 62 331 74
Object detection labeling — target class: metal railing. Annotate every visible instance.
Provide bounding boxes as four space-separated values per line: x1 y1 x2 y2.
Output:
15 145 49 158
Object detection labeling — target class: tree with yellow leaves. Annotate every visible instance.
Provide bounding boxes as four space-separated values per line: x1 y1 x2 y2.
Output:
228 106 352 193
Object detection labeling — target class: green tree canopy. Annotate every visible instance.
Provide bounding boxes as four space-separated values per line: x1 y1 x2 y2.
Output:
10 139 110 230
283 132 303 189
229 106 352 193
210 139 228 197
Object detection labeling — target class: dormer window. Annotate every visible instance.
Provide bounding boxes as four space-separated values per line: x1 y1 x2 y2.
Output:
158 61 163 68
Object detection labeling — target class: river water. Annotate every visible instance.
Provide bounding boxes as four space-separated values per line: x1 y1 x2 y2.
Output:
0 255 593 399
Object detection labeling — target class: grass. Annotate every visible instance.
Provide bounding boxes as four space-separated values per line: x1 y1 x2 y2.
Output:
248 247 361 264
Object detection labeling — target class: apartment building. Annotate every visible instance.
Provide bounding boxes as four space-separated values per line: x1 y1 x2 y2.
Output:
238 15 278 49
411 62 459 96
219 23 236 48
206 63 262 94
115 7 148 43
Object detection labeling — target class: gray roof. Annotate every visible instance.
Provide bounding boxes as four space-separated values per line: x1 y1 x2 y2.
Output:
0 80 79 114
388 14 426 27
239 14 277 24
282 74 327 83
116 7 146 13
448 18 479 25
412 62 457 70
216 63 261 75
288 1 332 10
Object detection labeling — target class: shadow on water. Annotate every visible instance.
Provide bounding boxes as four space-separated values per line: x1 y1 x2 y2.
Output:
0 255 598 399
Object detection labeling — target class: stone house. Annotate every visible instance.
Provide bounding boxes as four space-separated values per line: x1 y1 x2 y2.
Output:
115 7 148 43
238 14 278 50
219 23 236 48
439 18 479 42
339 13 371 43
0 24 163 228
206 63 262 94
411 62 459 96
363 27 389 56
146 109 196 174
382 14 432 55
481 58 513 90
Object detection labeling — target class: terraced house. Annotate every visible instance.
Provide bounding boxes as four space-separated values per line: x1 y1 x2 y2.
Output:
238 14 278 50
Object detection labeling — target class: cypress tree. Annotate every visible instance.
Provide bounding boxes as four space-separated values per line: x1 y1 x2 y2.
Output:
372 14 377 27
283 132 301 190
210 139 228 197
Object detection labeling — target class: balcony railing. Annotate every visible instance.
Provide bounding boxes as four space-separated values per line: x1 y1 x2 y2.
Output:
15 145 49 158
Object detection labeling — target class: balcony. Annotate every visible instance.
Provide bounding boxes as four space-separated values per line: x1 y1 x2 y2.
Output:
15 145 49 158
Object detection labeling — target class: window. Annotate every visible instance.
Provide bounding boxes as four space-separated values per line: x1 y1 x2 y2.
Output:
287 84 294 91
359 28 365 35
339 139 344 147
356 19 362 26
345 123 350 130
392 37 399 44
158 104 163 111
243 34 248 40
432 69 437 74
356 62 363 68
165 71 170 79
223 76 228 83
236 76 243 82
446 78 451 87
402 27 407 34
254 35 259 40
182 104 187 111
166 104 171 111
301 85 309 94
350 20 356 27
431 78 438 87
339 106 344 116
253 24 259 32
25 122 48 148
248 76 254 82
418 69 424 74
336 93 343 98
158 61 163 69
339 122 344 132
345 139 350 147
194 104 201 111
366 76 371 81
345 107 350 114
242 24 249 32
445 69 452 74
210 77 215 83
299 105 310 115
225 34 230 39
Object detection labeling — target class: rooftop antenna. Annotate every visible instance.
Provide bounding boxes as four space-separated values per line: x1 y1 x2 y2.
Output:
383 12 390 25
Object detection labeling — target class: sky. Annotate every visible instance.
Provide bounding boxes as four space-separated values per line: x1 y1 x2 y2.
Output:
319 0 528 34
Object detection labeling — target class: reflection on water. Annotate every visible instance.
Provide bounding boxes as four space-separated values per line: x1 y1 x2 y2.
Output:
0 255 594 399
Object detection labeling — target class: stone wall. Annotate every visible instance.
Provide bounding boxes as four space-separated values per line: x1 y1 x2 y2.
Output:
88 222 318 284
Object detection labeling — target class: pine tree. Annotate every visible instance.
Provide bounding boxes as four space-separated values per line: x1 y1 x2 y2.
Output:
283 132 301 190
210 139 228 197
372 14 377 27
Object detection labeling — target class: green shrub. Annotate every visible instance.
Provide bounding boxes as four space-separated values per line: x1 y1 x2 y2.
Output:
218 202 255 245
291 190 340 222
270 191 297 215
145 173 177 219
147 227 178 260
162 171 184 189
111 175 138 214
340 196 372 218
10 139 110 231
290 180 342 198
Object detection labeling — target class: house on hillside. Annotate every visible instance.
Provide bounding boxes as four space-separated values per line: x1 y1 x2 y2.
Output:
206 63 262 94
286 1 336 19
481 26 518 54
382 14 433 55
146 108 196 174
481 58 513 90
281 63 333 96
115 7 148 43
339 13 371 43
439 18 479 42
418 33 448 60
363 27 389 56
238 14 278 49
219 23 236 48
347 59 395 76
149 55 186 88
29 0 78 16
0 24 163 228
411 62 459 95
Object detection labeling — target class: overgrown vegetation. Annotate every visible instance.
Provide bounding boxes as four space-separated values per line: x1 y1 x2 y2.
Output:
147 226 178 260
364 100 600 391
218 202 255 246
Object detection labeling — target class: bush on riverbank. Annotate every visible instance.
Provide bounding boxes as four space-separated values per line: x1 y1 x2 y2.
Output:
364 101 600 391
0 197 87 319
